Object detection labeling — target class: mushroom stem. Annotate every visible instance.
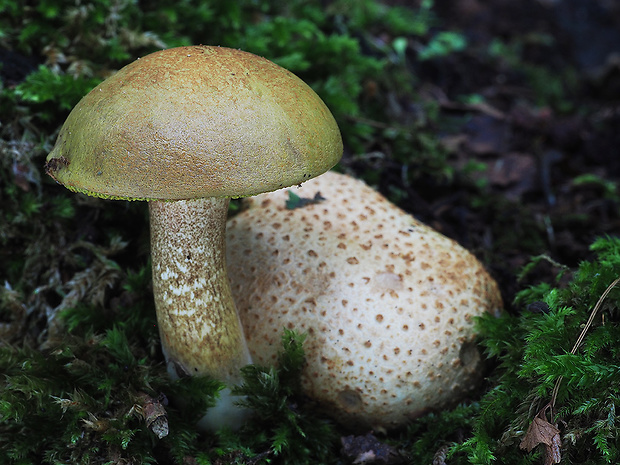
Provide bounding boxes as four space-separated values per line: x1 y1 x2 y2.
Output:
149 197 252 383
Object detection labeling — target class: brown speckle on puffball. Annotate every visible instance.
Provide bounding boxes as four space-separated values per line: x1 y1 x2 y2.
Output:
226 171 502 430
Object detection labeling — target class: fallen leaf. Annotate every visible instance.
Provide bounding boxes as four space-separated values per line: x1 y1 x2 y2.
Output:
520 407 561 465
135 392 169 439
463 114 509 155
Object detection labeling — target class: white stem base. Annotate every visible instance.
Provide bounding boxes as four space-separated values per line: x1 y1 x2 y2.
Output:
149 198 253 428
197 387 251 431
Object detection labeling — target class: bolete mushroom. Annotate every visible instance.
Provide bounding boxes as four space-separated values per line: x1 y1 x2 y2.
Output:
44 45 342 428
226 171 502 430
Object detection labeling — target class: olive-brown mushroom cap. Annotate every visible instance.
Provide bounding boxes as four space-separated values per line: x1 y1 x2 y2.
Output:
45 45 342 200
226 171 503 430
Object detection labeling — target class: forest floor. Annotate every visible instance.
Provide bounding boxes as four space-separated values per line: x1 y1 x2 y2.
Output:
369 0 620 311
2 0 620 463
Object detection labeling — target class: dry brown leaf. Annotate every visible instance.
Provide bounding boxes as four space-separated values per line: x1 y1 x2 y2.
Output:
520 408 561 465
432 444 449 465
134 392 169 439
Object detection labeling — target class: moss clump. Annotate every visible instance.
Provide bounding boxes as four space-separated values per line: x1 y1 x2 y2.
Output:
404 236 620 464
0 317 336 464
222 330 337 465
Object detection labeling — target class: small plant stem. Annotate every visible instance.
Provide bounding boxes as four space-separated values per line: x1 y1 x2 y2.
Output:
550 276 620 415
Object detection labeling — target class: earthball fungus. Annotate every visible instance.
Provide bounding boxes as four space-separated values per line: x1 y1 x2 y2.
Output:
45 45 342 428
226 171 502 430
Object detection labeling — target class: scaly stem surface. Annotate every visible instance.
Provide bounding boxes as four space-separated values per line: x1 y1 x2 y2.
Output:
149 198 252 384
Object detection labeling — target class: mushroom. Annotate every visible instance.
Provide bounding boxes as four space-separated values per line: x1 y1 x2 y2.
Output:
226 171 502 430
44 45 342 428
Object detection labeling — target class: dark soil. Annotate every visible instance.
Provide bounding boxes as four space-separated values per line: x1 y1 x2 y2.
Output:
362 0 620 312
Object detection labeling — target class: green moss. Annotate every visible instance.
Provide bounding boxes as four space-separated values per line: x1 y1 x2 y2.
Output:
228 330 337 464
402 236 620 465
0 322 334 464
13 66 101 112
